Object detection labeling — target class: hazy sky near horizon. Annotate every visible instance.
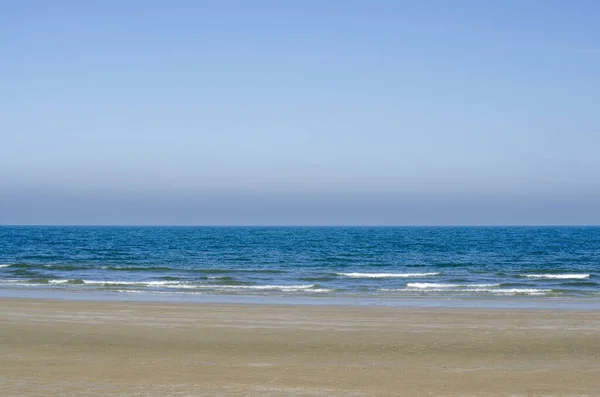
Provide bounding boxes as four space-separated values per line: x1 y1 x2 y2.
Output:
2 0 600 225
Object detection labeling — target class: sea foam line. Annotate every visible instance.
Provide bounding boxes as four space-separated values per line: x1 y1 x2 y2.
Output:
194 284 318 291
522 274 591 280
382 287 551 296
119 284 331 293
0 279 31 286
407 283 500 289
337 272 440 278
47 279 186 287
46 279 323 292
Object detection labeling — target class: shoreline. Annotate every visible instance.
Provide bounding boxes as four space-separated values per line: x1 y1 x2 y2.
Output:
2 287 600 310
2 298 600 396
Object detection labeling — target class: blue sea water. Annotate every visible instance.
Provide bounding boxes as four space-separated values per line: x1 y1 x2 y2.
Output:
0 226 599 307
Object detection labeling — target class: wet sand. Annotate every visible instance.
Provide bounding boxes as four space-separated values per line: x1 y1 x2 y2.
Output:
1 298 599 396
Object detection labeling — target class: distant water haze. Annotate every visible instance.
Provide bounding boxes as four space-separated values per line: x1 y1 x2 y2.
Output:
2 191 598 225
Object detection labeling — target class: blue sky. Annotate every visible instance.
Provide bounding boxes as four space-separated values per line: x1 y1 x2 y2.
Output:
1 0 599 225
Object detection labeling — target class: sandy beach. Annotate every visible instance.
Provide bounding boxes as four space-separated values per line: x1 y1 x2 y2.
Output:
1 299 599 396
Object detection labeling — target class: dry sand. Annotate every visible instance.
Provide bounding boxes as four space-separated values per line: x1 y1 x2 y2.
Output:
1 298 599 396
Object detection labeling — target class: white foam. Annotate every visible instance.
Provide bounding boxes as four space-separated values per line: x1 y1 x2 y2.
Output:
116 287 334 294
337 272 440 278
0 265 10 268
496 288 552 295
165 284 332 293
0 279 32 286
49 279 183 287
523 274 590 279
48 279 70 284
196 284 317 292
382 287 551 296
407 283 500 289
140 281 181 286
3 278 325 292
78 281 320 292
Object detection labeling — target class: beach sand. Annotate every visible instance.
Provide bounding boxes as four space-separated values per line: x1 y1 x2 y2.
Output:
1 299 599 396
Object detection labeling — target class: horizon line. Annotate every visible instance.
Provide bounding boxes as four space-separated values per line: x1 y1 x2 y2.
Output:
1 224 599 228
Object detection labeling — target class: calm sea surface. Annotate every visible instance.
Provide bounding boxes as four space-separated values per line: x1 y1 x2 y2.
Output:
1 226 599 306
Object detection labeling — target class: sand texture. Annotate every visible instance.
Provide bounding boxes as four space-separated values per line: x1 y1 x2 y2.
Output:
1 299 599 396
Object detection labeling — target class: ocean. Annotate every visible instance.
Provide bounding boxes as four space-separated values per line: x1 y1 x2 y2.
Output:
1 226 599 307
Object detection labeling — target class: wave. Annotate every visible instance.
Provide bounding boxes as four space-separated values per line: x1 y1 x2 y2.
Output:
102 266 173 272
175 284 332 293
400 283 551 296
522 274 591 280
47 279 85 285
116 287 334 295
27 278 51 284
7 278 325 292
336 272 440 278
38 279 191 288
4 263 37 269
196 284 320 291
201 284 333 293
383 287 551 296
81 280 185 286
475 288 552 296
0 264 10 268
0 279 43 286
407 283 501 289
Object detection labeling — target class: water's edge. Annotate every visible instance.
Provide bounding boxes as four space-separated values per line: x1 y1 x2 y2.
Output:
2 287 600 310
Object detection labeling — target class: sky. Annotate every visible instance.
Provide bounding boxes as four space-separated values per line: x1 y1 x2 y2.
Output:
1 0 599 225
